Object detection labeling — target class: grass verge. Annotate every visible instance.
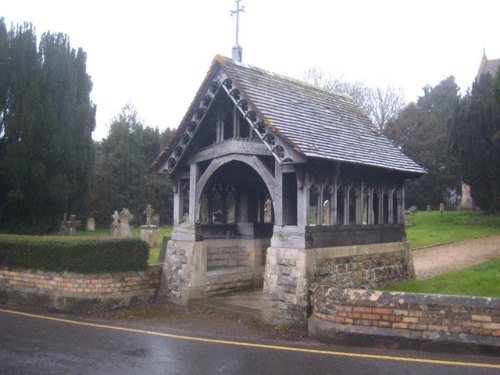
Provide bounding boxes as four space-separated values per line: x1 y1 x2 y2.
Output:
382 258 500 297
405 211 500 249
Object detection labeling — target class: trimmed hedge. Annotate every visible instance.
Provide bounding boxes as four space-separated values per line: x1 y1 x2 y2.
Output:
0 235 149 273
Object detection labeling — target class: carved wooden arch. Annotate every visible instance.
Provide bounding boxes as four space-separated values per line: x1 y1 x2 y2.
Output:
195 154 276 221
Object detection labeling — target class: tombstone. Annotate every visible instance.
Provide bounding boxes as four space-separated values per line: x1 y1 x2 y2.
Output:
152 214 160 226
59 213 69 233
110 210 121 237
119 208 134 237
458 183 474 210
439 203 445 213
426 205 431 212
140 204 158 247
68 214 78 236
405 205 418 215
86 217 96 232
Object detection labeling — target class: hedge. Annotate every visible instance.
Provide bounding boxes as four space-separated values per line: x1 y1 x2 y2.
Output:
0 235 149 273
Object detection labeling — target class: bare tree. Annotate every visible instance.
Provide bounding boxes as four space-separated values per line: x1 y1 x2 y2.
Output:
304 67 405 131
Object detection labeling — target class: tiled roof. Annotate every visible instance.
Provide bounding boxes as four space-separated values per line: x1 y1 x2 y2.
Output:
151 55 425 175
220 57 425 174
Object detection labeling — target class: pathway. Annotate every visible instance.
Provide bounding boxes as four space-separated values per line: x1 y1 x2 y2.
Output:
412 235 500 280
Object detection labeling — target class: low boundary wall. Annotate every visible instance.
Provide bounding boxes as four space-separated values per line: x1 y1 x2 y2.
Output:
309 287 500 353
0 265 162 312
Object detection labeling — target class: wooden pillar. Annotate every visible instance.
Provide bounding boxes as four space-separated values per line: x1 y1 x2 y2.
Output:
356 183 364 225
399 186 405 225
297 170 310 226
317 184 324 226
367 189 374 225
274 163 284 226
343 188 350 225
388 189 394 224
188 163 199 224
173 177 182 225
330 182 338 225
378 189 384 225
233 106 240 139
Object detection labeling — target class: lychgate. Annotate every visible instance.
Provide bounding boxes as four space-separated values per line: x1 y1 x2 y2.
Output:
150 55 425 326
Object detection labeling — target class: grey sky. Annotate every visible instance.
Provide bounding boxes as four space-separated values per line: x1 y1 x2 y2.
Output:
3 0 499 140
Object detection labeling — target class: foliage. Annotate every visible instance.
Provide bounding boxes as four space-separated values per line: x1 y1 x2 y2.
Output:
405 211 500 249
449 69 500 213
0 19 95 233
91 104 174 226
0 234 149 273
304 66 406 130
385 77 461 209
382 258 500 297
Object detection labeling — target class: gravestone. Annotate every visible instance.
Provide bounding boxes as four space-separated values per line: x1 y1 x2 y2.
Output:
439 203 445 213
141 204 159 247
68 215 78 236
86 217 96 232
119 208 134 237
110 210 121 237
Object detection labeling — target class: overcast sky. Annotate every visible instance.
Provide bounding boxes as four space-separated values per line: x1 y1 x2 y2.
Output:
3 0 500 140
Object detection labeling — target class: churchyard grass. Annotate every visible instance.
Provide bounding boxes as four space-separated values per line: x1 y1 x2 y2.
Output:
405 211 500 249
382 258 500 297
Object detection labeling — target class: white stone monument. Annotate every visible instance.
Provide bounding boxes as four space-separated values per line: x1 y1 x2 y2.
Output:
140 204 158 247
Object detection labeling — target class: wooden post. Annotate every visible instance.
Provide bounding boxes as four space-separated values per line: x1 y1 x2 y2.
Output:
330 182 338 225
388 189 394 224
189 163 199 224
378 189 384 225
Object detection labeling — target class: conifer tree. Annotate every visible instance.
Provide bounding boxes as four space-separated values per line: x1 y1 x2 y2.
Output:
450 70 500 212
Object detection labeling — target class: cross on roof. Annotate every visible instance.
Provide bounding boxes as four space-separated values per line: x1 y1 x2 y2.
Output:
230 0 245 47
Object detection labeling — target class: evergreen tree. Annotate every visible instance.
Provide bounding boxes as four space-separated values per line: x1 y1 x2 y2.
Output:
92 105 173 226
384 77 461 209
449 70 500 212
0 20 95 233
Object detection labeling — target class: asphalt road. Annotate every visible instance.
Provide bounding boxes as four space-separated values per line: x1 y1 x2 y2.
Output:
1 308 499 375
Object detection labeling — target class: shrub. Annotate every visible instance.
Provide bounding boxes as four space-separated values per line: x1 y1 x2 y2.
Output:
0 235 149 273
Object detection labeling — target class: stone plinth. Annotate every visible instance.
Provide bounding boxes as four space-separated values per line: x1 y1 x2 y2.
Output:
161 240 207 305
140 225 158 247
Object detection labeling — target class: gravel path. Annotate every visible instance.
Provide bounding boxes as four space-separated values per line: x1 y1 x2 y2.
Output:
412 235 500 280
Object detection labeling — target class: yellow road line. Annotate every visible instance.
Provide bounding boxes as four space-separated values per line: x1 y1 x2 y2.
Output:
1 308 499 369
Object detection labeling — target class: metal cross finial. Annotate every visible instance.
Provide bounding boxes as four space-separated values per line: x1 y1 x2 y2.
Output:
230 0 245 46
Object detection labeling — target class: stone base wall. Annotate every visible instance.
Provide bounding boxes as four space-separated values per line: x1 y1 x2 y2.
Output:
262 242 413 327
309 287 500 352
0 266 161 312
161 240 207 305
163 238 268 302
206 266 255 296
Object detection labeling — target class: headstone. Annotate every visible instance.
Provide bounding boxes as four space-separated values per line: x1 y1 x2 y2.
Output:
458 182 474 210
86 217 96 232
68 214 78 236
141 204 159 247
110 210 121 237
405 205 418 215
439 203 445 213
119 208 134 237
426 205 431 212
152 214 160 226
144 204 155 225
60 213 69 233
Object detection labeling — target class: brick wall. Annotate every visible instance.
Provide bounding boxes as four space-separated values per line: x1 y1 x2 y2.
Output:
310 286 500 351
0 265 161 312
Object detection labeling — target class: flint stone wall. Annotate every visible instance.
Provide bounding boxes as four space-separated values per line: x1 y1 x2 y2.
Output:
0 265 161 312
262 242 413 327
309 287 500 352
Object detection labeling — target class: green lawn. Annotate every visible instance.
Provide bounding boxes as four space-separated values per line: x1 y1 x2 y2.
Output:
382 258 500 297
76 225 172 264
405 211 500 249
